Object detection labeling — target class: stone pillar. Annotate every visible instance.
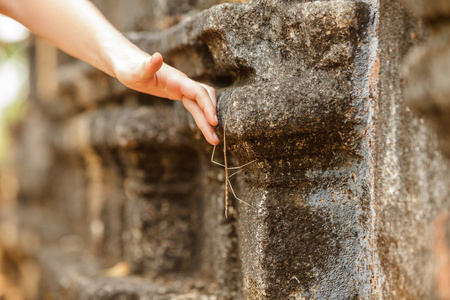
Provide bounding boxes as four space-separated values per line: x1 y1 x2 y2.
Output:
403 0 450 159
402 0 450 299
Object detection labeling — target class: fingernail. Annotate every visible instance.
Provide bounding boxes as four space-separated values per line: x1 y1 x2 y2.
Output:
212 132 219 144
214 115 219 125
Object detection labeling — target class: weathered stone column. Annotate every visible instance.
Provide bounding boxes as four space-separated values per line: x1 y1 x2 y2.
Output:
403 0 450 159
402 0 450 298
207 3 374 297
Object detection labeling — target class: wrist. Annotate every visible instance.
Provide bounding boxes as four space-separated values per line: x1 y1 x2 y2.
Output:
97 33 127 77
106 39 150 79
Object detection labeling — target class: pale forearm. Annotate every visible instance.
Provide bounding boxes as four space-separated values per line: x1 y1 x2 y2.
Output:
2 0 140 77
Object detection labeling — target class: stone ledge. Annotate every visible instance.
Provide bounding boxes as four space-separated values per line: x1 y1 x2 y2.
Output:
38 246 218 300
48 102 202 155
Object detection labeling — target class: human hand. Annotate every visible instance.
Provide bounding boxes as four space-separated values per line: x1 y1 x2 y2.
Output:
113 52 220 145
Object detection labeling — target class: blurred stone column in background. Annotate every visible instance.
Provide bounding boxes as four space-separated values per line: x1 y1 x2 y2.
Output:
402 0 450 299
403 0 450 159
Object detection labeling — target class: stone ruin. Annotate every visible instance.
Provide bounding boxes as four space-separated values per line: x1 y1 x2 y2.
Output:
0 0 449 299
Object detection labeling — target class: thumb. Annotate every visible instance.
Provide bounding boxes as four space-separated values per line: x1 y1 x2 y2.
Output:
144 52 163 77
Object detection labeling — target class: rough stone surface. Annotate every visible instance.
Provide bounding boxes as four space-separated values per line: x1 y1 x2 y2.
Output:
1 0 450 299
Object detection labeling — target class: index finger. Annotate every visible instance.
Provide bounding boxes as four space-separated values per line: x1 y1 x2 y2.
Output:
179 79 218 126
200 83 217 107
